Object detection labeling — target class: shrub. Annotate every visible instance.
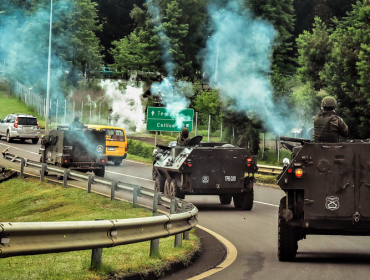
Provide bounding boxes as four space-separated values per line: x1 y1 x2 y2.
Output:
127 139 154 159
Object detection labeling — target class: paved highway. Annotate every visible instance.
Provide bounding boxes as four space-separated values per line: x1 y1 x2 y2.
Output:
1 139 370 280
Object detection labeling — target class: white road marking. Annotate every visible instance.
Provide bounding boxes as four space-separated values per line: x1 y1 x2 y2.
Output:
106 170 154 182
255 200 279 207
0 142 39 154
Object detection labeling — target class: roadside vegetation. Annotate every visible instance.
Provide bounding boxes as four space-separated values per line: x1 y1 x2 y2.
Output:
0 84 46 128
0 177 200 280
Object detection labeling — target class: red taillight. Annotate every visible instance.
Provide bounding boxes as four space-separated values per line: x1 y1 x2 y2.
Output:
102 159 105 163
125 145 128 151
247 158 252 162
295 169 303 178
188 163 192 167
183 162 187 165
14 117 18 128
37 120 39 129
287 168 293 174
64 159 68 163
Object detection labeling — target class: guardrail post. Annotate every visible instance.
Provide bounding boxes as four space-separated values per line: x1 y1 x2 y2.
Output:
40 163 47 182
20 158 25 178
181 203 190 240
152 192 161 214
63 169 70 188
91 219 103 268
133 186 141 208
91 248 103 269
150 239 160 258
111 181 117 201
170 199 182 248
87 175 94 193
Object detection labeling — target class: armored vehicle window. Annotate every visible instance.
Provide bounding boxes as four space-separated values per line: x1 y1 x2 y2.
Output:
18 117 37 125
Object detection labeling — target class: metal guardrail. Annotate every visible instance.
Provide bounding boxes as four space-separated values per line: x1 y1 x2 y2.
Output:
257 164 283 175
0 151 198 264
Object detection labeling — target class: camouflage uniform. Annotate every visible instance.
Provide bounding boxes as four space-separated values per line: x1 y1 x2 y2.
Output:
313 110 348 142
176 127 190 146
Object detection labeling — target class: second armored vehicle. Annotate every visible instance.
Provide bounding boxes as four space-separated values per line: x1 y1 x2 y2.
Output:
153 136 258 210
277 136 370 261
39 126 107 177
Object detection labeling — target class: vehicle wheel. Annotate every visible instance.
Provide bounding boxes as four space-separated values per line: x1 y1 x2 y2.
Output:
154 175 165 193
95 166 105 177
278 215 298 261
169 179 185 199
152 168 158 180
164 178 172 195
240 188 254 210
6 131 13 143
56 163 63 180
233 194 241 208
32 138 39 144
219 194 232 204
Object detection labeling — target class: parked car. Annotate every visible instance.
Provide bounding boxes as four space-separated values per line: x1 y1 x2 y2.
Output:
0 113 40 144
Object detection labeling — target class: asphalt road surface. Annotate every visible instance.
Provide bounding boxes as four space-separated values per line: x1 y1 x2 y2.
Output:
1 139 370 280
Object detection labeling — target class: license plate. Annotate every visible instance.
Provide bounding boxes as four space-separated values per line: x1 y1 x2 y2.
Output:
107 147 115 151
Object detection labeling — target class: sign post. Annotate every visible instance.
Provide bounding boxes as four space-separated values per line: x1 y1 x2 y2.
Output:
147 107 194 132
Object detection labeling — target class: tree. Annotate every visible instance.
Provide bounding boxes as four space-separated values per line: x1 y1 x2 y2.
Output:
92 0 145 64
296 17 331 90
193 89 221 131
320 0 370 138
158 0 189 77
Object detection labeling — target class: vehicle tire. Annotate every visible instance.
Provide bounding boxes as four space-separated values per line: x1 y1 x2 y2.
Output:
155 175 165 193
95 166 105 177
219 194 232 204
32 138 39 144
278 215 298 261
240 188 254 210
164 178 172 195
170 179 185 199
233 194 241 208
113 160 121 166
152 168 158 180
6 131 13 143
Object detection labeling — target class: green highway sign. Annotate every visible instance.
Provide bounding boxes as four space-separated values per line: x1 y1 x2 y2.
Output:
147 107 194 132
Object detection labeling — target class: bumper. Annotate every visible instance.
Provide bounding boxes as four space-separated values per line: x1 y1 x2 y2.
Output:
10 131 40 139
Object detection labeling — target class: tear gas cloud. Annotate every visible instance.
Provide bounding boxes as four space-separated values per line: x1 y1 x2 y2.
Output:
101 80 146 133
0 1 73 100
203 0 292 134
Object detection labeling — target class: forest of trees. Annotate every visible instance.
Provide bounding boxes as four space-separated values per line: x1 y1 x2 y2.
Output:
1 0 369 150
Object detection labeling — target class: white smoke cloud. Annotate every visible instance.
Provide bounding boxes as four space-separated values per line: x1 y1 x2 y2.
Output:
100 80 146 133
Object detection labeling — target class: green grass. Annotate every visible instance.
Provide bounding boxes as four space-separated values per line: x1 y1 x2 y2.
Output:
0 89 46 129
0 178 200 280
255 174 278 185
257 149 291 166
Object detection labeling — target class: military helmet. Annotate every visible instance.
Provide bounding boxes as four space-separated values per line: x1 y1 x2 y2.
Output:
181 126 189 137
321 96 337 108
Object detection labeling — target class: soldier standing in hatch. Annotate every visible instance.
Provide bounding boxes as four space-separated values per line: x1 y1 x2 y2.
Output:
177 126 190 146
312 96 349 142
70 116 84 130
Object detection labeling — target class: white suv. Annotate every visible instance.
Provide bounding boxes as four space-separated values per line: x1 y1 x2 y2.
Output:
0 114 40 144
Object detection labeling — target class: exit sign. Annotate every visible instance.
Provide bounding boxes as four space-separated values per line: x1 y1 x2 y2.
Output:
147 107 194 132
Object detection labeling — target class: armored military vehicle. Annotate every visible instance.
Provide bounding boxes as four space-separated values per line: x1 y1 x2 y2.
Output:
277 136 370 261
153 136 258 210
39 126 107 177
